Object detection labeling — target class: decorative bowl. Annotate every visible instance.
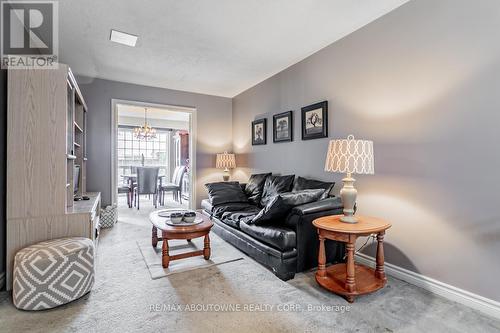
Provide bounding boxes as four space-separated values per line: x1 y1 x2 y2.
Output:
170 212 183 224
183 211 197 223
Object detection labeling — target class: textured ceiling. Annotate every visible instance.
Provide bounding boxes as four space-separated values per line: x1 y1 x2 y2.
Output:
60 0 409 97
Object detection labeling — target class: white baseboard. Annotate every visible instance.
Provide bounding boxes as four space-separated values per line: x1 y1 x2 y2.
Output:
355 253 500 320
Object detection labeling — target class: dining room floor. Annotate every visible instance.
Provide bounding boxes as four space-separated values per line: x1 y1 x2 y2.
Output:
116 193 188 221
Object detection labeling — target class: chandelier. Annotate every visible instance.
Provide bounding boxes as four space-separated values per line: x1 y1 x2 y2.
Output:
134 108 157 140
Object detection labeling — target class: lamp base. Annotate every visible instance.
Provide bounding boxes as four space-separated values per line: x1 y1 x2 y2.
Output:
340 215 358 224
340 175 358 224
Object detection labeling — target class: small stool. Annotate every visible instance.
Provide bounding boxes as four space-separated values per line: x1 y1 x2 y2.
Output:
13 237 95 310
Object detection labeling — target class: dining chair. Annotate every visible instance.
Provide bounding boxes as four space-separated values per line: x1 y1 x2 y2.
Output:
134 167 160 209
117 180 132 208
158 166 186 205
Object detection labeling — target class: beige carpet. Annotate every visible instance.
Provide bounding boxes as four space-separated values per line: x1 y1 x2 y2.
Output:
137 234 243 279
0 197 499 332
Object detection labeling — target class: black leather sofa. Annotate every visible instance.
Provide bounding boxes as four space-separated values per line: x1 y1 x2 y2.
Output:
202 177 346 280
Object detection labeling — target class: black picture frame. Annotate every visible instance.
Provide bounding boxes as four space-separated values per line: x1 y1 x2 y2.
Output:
252 118 267 145
301 101 328 140
273 111 293 143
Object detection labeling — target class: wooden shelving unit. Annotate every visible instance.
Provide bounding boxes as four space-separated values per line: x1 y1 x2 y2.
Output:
6 64 99 290
74 121 83 133
66 69 88 205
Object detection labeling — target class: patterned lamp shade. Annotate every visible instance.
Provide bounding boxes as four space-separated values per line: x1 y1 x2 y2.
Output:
325 135 374 175
216 152 236 170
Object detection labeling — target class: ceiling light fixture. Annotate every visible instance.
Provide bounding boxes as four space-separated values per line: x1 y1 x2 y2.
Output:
134 108 157 140
110 29 138 47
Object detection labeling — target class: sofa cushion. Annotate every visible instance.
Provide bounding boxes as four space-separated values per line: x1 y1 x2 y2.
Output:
240 221 296 251
211 202 260 219
251 196 288 225
289 196 344 216
252 189 325 225
281 189 326 206
292 176 335 199
221 211 259 229
220 212 242 229
244 173 271 205
260 174 295 207
205 181 248 206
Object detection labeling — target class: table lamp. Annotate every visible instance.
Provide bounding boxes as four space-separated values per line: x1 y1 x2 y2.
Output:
216 152 236 181
324 135 374 223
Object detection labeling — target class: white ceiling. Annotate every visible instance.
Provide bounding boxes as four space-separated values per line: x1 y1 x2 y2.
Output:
60 0 409 97
117 104 190 122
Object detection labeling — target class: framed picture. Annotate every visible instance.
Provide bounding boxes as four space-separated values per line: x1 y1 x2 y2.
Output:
252 118 267 145
273 111 293 143
301 101 328 140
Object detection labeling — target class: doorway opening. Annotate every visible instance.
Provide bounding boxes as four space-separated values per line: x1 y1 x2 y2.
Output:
111 100 196 213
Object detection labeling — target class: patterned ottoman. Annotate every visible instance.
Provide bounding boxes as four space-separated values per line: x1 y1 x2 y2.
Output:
13 237 95 310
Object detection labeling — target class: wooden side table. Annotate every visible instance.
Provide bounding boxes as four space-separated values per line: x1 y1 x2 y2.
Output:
313 215 391 303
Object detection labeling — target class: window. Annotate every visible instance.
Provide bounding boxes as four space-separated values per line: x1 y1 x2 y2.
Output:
117 126 170 180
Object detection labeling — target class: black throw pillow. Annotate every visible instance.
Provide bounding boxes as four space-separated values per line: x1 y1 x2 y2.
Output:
244 173 271 205
292 176 335 199
205 182 248 206
260 174 295 207
280 189 325 206
251 189 324 225
251 195 289 225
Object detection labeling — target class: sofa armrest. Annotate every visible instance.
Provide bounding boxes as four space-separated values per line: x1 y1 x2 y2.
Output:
284 196 345 272
290 197 343 216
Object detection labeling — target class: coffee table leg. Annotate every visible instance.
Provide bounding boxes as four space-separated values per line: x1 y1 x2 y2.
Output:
203 234 211 260
162 233 170 268
375 231 386 281
152 226 158 248
345 235 356 303
317 234 327 278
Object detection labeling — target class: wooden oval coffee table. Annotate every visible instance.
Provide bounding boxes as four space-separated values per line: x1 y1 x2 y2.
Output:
313 215 391 303
149 210 214 268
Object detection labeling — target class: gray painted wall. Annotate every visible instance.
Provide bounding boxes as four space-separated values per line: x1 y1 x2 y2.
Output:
232 0 500 302
0 69 6 290
77 77 232 208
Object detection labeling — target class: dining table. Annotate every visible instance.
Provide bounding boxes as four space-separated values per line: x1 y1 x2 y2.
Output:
121 173 167 208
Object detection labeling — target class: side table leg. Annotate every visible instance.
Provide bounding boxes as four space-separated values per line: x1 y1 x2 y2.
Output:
345 235 356 301
152 226 158 248
203 234 211 260
162 234 170 268
375 231 386 281
317 235 327 278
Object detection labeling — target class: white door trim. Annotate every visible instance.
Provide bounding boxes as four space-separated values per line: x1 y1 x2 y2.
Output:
111 99 197 209
355 253 500 320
